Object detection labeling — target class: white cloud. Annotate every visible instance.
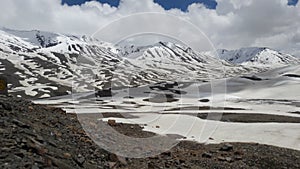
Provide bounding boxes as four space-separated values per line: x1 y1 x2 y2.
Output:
0 0 299 55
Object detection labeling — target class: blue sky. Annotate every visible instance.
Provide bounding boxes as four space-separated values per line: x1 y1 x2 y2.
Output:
62 0 298 11
288 0 299 5
61 0 217 11
62 0 120 7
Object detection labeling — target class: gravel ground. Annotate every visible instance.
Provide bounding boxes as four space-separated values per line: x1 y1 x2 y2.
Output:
1 96 300 169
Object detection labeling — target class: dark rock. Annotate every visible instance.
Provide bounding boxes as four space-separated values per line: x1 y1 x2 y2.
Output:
47 156 73 169
234 150 244 156
0 76 8 96
0 119 5 126
74 154 85 166
143 94 178 103
235 156 243 160
241 75 263 81
202 152 212 158
63 153 72 158
31 164 39 169
48 141 58 147
0 154 8 159
164 81 178 88
14 152 25 159
148 162 157 169
225 157 233 162
108 162 117 168
283 74 300 78
124 96 134 99
220 143 233 151
199 99 210 103
95 88 112 97
179 159 185 164
0 102 12 110
218 156 226 161
107 119 116 126
162 151 171 157
109 154 119 162
36 135 44 143
12 119 30 128
118 156 127 165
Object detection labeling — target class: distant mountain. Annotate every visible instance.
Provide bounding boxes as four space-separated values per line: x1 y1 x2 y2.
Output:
0 28 294 99
216 47 300 66
0 28 121 98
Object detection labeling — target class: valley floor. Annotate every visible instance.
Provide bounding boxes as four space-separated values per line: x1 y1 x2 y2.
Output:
34 65 300 152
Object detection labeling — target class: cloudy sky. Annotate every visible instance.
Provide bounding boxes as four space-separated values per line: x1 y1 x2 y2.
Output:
0 0 299 55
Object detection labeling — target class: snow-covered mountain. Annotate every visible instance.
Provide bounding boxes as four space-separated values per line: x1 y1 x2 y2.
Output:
216 47 300 66
0 28 297 99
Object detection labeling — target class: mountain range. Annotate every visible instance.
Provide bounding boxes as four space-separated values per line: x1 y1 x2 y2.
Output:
0 28 299 99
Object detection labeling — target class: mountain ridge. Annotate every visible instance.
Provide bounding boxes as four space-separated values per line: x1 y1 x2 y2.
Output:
0 28 298 99
216 47 300 66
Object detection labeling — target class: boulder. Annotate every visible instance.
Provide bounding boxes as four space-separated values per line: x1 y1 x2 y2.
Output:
0 76 8 95
95 88 112 97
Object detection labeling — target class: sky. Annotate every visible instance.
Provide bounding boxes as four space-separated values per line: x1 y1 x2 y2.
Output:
0 0 299 55
61 0 218 10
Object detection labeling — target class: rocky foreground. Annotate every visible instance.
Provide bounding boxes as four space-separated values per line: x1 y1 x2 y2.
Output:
1 96 300 169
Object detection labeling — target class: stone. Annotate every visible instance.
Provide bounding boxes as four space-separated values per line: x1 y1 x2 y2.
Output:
47 156 73 169
235 156 243 160
74 154 85 166
164 81 178 88
162 151 171 157
225 157 233 162
199 99 210 103
234 150 244 156
28 106 34 111
63 153 71 158
109 154 119 162
0 119 5 126
107 119 116 126
108 162 117 168
118 156 127 165
218 156 226 161
0 76 8 96
95 88 112 97
12 119 30 128
31 164 39 169
148 162 157 169
179 159 185 164
220 143 233 151
202 152 212 158
0 102 12 111
36 135 44 143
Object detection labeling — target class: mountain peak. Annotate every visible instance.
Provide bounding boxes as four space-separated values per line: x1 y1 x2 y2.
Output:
217 47 300 66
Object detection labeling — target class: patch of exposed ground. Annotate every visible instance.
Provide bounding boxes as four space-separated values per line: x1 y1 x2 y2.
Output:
196 113 300 123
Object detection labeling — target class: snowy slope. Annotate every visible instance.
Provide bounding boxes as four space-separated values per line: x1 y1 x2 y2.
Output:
0 28 295 99
0 28 121 98
123 42 250 80
217 47 300 66
35 65 300 151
